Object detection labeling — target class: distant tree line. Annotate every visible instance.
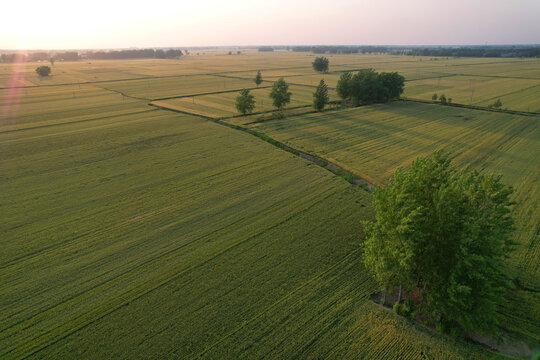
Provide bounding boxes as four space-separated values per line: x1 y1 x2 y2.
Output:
291 46 388 54
258 46 274 52
0 49 184 63
402 46 540 58
86 49 182 60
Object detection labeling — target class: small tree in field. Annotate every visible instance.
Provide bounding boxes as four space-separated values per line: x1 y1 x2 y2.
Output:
254 70 263 87
35 65 51 77
312 56 329 72
270 77 291 110
489 99 503 109
313 79 329 111
336 72 353 103
235 89 255 115
362 150 514 336
439 94 447 104
432 93 438 101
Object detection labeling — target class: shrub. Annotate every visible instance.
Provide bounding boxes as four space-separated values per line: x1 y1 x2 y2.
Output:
35 65 51 77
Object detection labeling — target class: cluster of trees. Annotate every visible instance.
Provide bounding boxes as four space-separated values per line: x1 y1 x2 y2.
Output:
404 46 540 58
258 47 274 52
0 53 27 63
55 51 80 61
336 69 405 105
155 49 183 59
363 150 515 336
432 93 452 104
312 57 329 72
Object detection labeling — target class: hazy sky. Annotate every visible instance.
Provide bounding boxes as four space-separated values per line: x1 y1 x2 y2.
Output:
1 0 539 49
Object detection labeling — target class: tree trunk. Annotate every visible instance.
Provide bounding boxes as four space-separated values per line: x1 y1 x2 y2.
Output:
397 284 402 304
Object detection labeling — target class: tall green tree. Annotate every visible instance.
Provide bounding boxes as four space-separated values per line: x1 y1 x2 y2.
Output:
363 150 514 336
439 94 447 104
336 72 353 102
270 78 291 110
379 72 405 99
312 56 329 72
313 79 329 111
235 89 256 115
254 70 263 87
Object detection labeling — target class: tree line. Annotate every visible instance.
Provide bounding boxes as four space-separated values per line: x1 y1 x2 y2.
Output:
1 49 184 63
402 46 540 58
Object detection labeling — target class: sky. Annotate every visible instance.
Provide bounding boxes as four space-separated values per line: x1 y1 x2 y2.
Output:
1 0 539 50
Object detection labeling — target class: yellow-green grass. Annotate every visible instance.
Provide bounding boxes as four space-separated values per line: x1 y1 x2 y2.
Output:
152 85 338 118
233 102 540 343
1 90 495 359
0 84 148 131
98 74 257 100
404 76 540 112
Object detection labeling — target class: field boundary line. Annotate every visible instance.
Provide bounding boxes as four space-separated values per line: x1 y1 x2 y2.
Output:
0 64 328 90
401 98 540 118
149 102 374 191
0 108 157 135
150 85 272 101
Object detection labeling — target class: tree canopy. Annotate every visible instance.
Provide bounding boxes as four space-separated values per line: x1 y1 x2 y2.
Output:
312 79 329 111
35 66 51 77
336 69 404 105
235 89 256 115
362 151 514 336
254 70 263 87
312 56 329 72
270 78 291 110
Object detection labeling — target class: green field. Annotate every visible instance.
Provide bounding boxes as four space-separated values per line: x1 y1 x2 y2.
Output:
2 52 539 359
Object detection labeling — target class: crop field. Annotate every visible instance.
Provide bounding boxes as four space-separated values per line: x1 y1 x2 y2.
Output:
403 76 540 112
1 84 495 359
152 85 338 118
2 52 539 359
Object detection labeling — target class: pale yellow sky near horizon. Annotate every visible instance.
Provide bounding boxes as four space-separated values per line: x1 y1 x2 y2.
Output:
1 0 539 50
